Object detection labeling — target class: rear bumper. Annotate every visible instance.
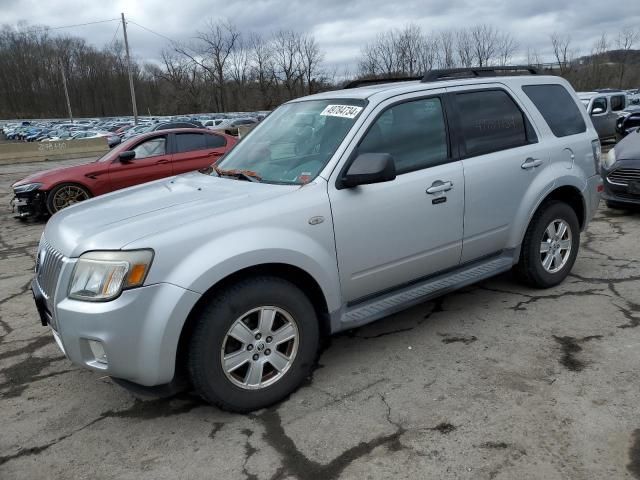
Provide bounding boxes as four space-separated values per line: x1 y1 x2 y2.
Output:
583 174 602 225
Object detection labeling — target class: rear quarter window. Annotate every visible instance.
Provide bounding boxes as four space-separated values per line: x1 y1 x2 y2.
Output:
522 84 587 138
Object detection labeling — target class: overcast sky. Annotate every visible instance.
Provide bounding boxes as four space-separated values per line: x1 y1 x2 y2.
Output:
2 0 640 73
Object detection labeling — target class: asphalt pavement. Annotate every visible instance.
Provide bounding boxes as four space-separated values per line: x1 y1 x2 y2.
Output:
1 158 640 479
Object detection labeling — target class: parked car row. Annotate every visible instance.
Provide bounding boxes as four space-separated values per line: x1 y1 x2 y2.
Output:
1 111 267 147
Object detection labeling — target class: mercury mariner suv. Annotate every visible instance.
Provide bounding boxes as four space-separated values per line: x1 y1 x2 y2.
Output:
32 67 603 412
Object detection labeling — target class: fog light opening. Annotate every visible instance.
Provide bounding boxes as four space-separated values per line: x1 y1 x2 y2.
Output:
88 340 108 365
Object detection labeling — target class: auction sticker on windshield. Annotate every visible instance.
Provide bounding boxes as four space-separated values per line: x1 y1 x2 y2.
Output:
320 105 363 119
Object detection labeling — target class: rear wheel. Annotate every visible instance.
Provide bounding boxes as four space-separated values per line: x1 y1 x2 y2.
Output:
513 201 580 288
46 183 92 215
188 276 319 412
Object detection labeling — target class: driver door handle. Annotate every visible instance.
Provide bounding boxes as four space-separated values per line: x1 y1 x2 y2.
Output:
155 159 170 165
426 180 453 194
521 157 543 169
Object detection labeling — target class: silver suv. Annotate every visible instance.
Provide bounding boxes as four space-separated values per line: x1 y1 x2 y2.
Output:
33 68 603 412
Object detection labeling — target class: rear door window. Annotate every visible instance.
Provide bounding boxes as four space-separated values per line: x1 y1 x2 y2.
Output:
522 84 587 138
611 95 625 112
175 133 207 153
454 89 533 157
205 133 226 148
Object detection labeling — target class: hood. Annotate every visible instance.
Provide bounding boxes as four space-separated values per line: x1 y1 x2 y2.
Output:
615 129 640 161
12 160 102 188
44 172 296 257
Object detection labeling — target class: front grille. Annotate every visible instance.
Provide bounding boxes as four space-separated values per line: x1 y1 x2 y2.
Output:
36 240 65 305
608 167 640 185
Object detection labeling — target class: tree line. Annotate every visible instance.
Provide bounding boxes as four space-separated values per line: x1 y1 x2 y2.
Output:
0 20 639 119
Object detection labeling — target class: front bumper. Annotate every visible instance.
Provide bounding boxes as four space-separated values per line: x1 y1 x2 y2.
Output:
11 190 47 218
601 163 640 207
38 280 201 386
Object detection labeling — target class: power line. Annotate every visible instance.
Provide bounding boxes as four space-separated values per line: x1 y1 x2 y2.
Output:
14 18 120 35
128 19 177 44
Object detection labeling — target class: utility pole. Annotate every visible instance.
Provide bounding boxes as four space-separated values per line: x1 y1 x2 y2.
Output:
121 12 138 125
60 61 73 123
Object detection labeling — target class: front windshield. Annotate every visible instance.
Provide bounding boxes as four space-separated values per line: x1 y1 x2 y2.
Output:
215 98 366 184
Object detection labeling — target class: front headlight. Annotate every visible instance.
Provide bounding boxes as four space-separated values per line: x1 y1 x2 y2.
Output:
69 250 154 301
602 148 617 170
13 182 43 193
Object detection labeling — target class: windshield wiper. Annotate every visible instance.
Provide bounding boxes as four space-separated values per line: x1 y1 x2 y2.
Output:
213 166 261 183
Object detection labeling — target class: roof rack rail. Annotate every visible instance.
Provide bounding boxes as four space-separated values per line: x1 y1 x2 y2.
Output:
422 66 539 82
344 76 422 89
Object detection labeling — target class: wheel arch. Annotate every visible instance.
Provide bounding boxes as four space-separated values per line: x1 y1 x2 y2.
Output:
174 262 331 382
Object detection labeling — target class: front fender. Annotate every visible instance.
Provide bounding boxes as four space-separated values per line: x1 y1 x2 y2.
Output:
146 226 342 313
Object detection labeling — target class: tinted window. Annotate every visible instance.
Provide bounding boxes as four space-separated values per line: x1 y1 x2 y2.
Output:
175 133 206 153
455 90 530 157
205 133 226 148
523 84 587 137
358 97 448 174
133 137 166 159
611 95 625 112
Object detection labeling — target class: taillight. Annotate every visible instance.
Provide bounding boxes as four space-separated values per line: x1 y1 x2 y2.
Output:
592 139 602 174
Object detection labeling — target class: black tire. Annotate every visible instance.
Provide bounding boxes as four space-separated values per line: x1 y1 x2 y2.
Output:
513 201 580 288
46 183 92 215
188 276 319 412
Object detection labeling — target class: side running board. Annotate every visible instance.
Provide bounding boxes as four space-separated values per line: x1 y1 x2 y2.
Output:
338 251 515 331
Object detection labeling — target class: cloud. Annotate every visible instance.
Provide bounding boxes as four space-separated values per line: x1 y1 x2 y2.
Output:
1 0 639 70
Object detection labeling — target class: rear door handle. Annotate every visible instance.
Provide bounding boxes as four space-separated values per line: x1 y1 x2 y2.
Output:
521 158 543 169
426 180 453 194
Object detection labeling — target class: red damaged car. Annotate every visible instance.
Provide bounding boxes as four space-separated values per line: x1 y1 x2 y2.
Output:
11 128 237 218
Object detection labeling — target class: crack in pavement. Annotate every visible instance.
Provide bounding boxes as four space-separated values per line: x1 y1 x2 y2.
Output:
0 394 204 466
253 393 406 480
629 429 640 479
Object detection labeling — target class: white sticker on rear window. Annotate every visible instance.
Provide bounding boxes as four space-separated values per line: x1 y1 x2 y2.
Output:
320 105 363 119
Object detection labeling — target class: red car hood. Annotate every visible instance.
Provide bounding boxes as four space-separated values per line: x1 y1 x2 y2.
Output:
12 160 103 189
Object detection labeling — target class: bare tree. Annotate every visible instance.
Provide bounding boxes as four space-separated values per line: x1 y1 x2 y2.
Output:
616 27 640 87
272 30 303 99
300 34 324 94
248 33 275 109
526 46 542 67
471 24 499 66
550 33 573 74
438 30 455 68
418 33 439 73
497 32 518 66
456 29 475 67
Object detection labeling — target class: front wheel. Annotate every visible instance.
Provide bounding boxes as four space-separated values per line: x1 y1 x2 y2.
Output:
46 183 92 215
513 201 580 288
188 276 319 412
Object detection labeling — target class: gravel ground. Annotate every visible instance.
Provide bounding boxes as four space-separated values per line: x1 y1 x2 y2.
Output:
1 158 639 480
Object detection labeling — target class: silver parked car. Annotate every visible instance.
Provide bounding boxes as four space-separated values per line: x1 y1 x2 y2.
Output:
579 90 627 142
33 67 602 412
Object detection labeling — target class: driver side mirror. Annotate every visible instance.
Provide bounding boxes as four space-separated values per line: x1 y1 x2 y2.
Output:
119 150 136 162
340 153 396 189
591 107 605 115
